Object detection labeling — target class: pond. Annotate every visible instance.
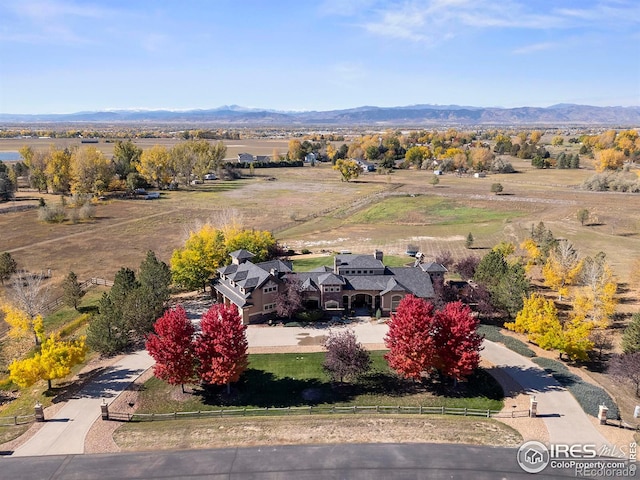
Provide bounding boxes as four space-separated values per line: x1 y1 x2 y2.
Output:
0 151 21 161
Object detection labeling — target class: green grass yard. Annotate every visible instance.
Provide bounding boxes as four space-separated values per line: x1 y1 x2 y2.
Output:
134 352 504 415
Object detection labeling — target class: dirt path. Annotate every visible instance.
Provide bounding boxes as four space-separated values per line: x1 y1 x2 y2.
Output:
5 208 181 254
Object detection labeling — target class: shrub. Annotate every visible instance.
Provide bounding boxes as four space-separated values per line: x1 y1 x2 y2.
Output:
68 208 80 224
532 357 619 419
79 203 96 220
301 249 312 255
296 310 324 322
38 204 66 223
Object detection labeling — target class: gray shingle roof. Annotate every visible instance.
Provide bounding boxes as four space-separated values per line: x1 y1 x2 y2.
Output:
420 262 448 273
229 249 255 261
335 254 384 269
318 272 346 285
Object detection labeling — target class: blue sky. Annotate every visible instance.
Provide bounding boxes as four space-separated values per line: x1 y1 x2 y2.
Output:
1 0 639 114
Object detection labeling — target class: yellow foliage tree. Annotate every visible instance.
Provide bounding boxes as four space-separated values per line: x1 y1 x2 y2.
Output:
594 148 625 172
572 260 617 328
0 302 44 345
506 293 560 346
542 241 583 300
171 224 226 291
71 146 114 194
333 159 360 182
520 238 541 273
9 334 87 390
492 241 516 260
507 293 593 360
44 147 72 194
224 228 276 263
557 318 594 361
137 145 171 188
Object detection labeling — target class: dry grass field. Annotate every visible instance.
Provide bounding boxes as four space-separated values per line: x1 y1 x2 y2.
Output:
1 144 640 304
0 137 292 162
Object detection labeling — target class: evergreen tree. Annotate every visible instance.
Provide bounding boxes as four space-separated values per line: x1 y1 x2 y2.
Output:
87 293 131 355
622 313 640 354
0 251 17 285
138 250 171 311
62 271 84 311
110 267 139 306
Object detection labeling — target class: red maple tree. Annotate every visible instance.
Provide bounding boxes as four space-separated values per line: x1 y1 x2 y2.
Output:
145 305 196 393
432 301 483 382
384 295 437 381
384 296 482 383
195 303 248 394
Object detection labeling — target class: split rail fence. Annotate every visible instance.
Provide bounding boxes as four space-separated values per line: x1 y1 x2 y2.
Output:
104 405 516 423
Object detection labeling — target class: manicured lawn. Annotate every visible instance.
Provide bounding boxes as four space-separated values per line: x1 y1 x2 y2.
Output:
135 352 504 415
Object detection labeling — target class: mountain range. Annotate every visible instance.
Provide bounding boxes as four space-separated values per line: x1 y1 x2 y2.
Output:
1 104 639 126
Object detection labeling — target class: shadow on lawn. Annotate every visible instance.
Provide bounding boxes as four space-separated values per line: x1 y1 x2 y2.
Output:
194 368 502 408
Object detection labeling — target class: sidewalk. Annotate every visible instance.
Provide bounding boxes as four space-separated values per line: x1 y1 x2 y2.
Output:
11 350 153 457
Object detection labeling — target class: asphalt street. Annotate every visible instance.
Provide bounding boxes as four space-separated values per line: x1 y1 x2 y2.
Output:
2 443 579 480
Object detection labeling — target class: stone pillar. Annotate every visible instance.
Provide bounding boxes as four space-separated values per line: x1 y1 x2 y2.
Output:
529 396 537 418
598 404 608 425
34 401 45 422
101 400 109 420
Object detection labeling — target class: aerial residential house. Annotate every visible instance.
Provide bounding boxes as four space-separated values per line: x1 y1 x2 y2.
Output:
212 249 447 324
255 155 271 163
212 249 293 324
237 153 255 163
304 153 317 163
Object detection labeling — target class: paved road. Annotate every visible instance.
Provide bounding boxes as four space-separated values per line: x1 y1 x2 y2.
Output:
2 443 577 480
9 320 612 457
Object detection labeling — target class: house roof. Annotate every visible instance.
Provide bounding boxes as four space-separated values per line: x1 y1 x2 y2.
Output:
388 267 436 298
335 254 384 269
213 282 251 308
318 272 346 285
229 249 255 261
420 262 448 273
256 259 293 274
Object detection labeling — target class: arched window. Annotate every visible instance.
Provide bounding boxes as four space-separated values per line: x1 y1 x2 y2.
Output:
325 300 340 309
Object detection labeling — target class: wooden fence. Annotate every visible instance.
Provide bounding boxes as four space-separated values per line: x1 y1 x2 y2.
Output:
42 277 113 313
0 414 36 427
105 405 506 423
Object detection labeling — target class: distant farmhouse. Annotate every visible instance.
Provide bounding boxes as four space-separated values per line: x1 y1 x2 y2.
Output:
212 250 446 324
237 153 271 163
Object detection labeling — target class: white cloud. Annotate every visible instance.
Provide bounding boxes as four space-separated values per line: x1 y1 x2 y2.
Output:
337 0 640 44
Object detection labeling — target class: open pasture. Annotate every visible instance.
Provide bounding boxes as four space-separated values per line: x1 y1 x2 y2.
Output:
0 136 292 162
0 144 639 301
